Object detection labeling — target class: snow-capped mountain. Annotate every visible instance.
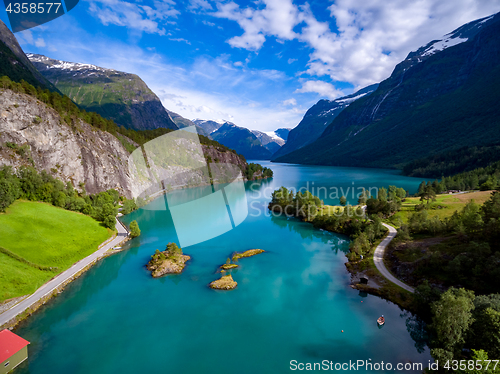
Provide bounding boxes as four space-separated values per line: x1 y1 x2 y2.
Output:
271 84 378 160
27 54 178 131
192 119 229 135
274 12 500 169
402 13 496 69
274 128 291 141
28 54 117 75
210 123 272 160
251 130 285 154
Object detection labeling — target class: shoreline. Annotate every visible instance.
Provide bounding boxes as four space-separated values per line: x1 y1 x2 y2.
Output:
139 175 272 208
273 207 417 311
0 218 130 330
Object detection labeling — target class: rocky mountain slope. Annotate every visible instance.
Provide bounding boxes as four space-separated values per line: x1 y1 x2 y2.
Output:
276 12 500 168
274 128 291 141
168 111 210 137
0 22 265 200
0 20 58 91
251 130 285 155
193 119 225 135
0 89 256 198
0 88 145 198
211 122 272 160
271 84 378 161
27 54 178 132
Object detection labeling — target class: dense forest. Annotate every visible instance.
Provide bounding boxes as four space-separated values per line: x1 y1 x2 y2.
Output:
0 165 137 229
396 192 500 369
245 163 273 180
413 161 500 195
403 144 500 179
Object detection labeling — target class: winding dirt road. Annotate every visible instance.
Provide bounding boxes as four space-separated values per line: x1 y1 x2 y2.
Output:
373 223 415 293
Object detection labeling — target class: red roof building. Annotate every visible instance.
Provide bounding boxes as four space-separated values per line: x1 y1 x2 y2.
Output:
0 330 29 374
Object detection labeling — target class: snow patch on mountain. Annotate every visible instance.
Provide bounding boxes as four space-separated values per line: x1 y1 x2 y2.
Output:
264 131 285 142
27 54 115 74
421 36 468 57
335 92 368 105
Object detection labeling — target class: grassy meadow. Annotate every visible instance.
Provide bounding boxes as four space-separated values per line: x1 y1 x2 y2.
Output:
385 190 492 226
0 201 112 302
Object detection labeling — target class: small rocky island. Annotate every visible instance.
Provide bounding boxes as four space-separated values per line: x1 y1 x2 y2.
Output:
232 249 265 261
209 274 237 290
220 258 239 271
146 243 190 277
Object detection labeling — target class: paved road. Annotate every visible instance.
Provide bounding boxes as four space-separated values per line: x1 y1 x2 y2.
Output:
373 223 415 293
0 218 129 327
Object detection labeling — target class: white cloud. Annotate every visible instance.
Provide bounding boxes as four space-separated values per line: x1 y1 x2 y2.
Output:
202 20 215 26
282 98 297 106
189 0 212 11
21 21 304 131
287 58 297 64
16 30 47 48
86 0 179 36
17 30 34 44
214 0 299 50
213 0 500 88
34 38 46 47
295 80 344 99
169 38 191 45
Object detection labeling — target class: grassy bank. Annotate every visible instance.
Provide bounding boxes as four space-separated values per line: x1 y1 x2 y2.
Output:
0 201 112 302
386 190 491 225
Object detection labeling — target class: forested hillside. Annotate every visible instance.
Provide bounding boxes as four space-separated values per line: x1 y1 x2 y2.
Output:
276 13 500 171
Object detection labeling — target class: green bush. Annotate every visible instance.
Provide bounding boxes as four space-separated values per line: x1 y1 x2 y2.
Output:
129 220 141 238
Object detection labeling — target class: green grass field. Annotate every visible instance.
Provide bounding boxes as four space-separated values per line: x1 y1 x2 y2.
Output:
0 201 112 302
385 190 493 226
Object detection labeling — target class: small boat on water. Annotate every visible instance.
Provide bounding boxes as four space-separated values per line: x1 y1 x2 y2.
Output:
377 315 385 326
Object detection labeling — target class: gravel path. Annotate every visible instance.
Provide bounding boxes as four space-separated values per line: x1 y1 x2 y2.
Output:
373 223 415 293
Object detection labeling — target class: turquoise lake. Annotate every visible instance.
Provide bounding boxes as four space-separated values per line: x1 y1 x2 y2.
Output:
15 162 431 373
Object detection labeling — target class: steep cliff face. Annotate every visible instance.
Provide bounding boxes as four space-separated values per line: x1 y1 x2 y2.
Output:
0 89 148 198
27 54 178 131
202 145 248 172
0 89 255 199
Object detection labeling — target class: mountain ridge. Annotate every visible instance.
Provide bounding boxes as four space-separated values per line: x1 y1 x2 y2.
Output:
0 20 59 91
27 53 179 132
271 84 379 160
274 12 500 169
211 122 272 160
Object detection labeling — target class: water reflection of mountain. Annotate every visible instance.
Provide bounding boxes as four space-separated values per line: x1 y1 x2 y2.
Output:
269 213 350 254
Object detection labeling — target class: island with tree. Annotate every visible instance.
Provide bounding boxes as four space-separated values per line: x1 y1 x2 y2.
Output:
146 243 190 277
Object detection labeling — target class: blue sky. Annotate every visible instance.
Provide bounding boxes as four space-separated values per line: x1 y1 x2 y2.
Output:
1 0 500 132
